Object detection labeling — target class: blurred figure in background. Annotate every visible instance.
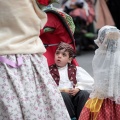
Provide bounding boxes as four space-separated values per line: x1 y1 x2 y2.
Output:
94 0 115 31
63 0 96 55
107 0 120 30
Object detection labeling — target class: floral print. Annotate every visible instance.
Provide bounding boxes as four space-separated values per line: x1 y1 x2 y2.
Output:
0 54 70 120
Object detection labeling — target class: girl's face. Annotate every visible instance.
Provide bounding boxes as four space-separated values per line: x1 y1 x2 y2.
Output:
55 49 72 67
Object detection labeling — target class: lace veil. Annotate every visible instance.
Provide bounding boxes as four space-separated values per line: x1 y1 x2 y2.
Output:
90 25 120 104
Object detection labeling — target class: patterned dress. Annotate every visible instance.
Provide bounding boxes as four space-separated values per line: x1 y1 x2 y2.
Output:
79 98 120 120
0 54 70 120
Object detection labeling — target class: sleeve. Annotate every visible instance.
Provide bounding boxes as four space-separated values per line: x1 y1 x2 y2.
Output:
32 0 47 29
75 66 94 92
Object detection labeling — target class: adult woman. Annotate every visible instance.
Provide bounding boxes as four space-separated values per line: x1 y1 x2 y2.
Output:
0 0 70 119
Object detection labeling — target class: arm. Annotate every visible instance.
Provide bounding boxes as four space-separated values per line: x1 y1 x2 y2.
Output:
75 66 94 92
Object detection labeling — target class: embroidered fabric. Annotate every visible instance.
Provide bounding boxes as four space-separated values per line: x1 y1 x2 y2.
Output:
90 25 120 104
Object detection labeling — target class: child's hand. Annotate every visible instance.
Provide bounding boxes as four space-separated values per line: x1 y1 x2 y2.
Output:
69 88 80 96
60 89 70 94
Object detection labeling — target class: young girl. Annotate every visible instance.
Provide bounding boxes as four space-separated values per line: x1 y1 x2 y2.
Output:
0 0 71 120
79 25 120 120
49 42 94 120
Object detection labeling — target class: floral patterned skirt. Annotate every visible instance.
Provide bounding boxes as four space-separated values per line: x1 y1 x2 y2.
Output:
0 54 70 120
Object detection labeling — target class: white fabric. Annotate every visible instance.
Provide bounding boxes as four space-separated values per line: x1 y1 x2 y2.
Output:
76 0 84 4
0 0 47 55
83 1 89 16
90 25 120 104
58 65 73 89
94 25 117 47
0 54 71 120
64 0 72 8
58 64 94 92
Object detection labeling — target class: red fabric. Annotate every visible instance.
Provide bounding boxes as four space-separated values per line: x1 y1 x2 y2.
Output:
40 13 78 66
79 98 120 120
37 0 49 6
49 64 77 86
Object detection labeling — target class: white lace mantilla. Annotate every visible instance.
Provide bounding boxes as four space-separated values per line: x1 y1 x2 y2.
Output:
90 25 120 104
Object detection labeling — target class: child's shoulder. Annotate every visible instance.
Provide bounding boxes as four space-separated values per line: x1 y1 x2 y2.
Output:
49 64 57 70
49 63 55 66
68 63 76 67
